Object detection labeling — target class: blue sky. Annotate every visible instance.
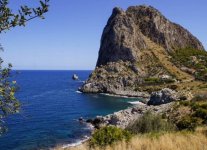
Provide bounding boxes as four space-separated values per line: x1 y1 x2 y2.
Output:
1 0 206 70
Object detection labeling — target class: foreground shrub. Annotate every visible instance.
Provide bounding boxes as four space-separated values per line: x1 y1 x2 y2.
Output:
90 126 132 147
127 111 175 134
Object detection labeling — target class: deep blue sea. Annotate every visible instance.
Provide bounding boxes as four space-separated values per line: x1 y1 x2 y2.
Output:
0 71 136 150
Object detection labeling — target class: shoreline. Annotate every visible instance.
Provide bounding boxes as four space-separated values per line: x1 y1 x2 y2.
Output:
56 87 183 149
55 93 147 149
100 93 147 99
55 123 94 149
55 101 174 149
77 90 150 104
55 100 174 149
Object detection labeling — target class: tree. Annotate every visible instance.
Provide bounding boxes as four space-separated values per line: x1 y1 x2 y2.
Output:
0 0 49 134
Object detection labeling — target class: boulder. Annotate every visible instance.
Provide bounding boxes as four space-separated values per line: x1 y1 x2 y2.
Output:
148 88 178 105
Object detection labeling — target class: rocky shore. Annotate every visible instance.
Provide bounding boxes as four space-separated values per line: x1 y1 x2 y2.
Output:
86 88 192 129
88 102 174 129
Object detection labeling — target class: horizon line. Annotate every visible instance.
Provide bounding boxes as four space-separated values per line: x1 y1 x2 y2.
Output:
12 69 93 71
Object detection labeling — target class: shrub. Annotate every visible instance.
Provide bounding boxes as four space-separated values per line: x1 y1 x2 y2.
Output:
144 78 161 83
178 100 207 124
179 101 190 106
176 116 199 131
90 126 132 147
127 111 175 134
163 78 175 83
194 108 207 121
200 103 207 109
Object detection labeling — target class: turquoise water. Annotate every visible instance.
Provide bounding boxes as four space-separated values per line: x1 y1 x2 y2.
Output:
0 71 136 150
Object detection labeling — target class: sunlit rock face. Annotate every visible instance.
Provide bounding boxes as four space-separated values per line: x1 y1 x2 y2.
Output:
80 5 204 95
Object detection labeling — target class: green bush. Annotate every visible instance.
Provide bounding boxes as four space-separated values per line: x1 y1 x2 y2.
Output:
144 78 161 83
200 103 207 109
163 78 175 83
194 108 207 121
144 77 175 84
90 126 132 147
179 100 207 124
176 116 199 131
179 101 191 106
127 111 175 134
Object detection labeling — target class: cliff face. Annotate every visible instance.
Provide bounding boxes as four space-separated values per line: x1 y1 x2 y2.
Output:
97 5 204 67
80 5 205 95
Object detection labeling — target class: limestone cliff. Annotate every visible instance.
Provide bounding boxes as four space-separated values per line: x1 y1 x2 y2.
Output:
80 5 205 96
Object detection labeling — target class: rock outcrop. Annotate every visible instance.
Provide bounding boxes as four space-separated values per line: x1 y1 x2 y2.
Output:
80 5 205 97
72 74 79 80
89 102 174 129
97 5 204 67
147 88 178 105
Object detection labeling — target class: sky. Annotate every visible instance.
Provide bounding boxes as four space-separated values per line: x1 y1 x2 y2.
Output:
0 0 207 70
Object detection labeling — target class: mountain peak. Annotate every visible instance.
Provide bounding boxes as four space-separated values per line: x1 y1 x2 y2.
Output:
80 5 206 96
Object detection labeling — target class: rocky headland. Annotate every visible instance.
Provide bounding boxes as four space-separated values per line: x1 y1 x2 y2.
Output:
61 5 207 150
79 5 206 98
79 4 207 130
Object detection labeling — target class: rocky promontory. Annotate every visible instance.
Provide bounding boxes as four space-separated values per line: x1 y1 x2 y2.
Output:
79 5 205 97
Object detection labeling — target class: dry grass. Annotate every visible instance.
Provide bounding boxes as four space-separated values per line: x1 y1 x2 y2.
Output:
144 37 194 81
138 37 207 93
55 127 207 150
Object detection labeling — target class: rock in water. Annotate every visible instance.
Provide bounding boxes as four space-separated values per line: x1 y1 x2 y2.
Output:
80 5 205 96
72 74 79 80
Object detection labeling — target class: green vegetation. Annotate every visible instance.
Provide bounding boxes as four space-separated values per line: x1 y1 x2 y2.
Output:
127 111 175 134
0 0 49 33
171 48 207 81
176 116 199 131
194 108 207 121
179 100 207 122
90 126 132 147
0 62 20 134
0 0 49 134
144 78 161 83
172 99 207 131
144 77 175 84
90 110 207 148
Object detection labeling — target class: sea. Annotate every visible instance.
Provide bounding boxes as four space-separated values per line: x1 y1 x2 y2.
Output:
0 70 139 150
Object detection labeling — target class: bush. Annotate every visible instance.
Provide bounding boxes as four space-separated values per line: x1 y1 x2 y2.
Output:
90 126 132 147
194 108 207 121
127 111 175 134
179 101 191 106
144 78 161 83
178 100 207 125
176 116 199 131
